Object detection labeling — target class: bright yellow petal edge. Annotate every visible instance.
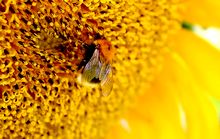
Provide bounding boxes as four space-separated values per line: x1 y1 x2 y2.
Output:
106 29 220 139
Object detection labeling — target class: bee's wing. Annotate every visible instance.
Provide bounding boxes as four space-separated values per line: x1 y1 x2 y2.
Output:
99 63 111 81
100 67 113 97
81 49 101 82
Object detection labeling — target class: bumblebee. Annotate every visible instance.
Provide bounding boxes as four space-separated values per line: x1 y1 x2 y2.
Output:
79 39 115 96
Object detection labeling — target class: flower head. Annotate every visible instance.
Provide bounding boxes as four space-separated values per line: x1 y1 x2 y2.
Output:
0 0 182 138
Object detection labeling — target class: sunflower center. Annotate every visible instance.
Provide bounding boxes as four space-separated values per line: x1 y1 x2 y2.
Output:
0 0 182 138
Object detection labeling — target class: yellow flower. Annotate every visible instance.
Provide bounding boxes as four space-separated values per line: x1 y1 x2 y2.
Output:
105 1 220 139
2 0 217 139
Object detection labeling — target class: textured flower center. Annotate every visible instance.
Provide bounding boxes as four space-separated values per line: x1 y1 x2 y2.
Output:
0 0 181 138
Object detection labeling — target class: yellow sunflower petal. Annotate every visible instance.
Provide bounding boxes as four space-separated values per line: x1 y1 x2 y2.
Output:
172 29 220 100
106 29 220 139
159 51 219 139
182 0 220 27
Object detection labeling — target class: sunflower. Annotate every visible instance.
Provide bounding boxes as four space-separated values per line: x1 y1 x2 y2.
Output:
105 1 220 139
0 0 218 139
